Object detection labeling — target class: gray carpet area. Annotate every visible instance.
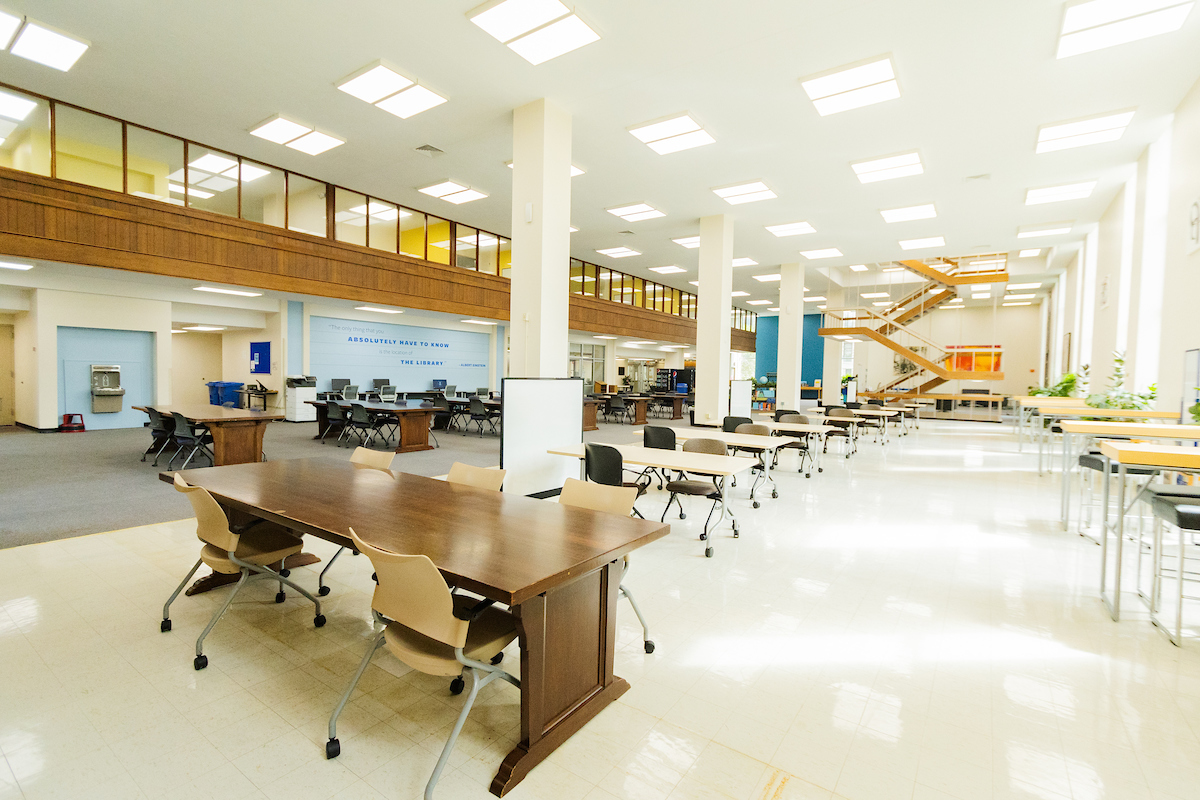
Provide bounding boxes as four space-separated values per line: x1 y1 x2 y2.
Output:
0 411 688 548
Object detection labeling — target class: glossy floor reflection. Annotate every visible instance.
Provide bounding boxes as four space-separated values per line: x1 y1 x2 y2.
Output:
2 420 1197 800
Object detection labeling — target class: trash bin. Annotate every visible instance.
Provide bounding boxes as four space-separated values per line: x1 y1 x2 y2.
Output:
206 381 223 405
217 382 244 407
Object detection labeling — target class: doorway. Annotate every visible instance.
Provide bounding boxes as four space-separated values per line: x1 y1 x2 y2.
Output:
0 324 13 426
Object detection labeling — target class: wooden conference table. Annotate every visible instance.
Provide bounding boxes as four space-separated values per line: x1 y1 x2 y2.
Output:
307 400 436 453
582 398 601 432
649 393 687 420
162 458 668 796
597 394 653 425
134 404 281 466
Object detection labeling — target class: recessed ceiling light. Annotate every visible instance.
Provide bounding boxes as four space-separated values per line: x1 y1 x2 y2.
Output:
731 291 750 297
171 329 187 334
1037 111 1134 153
419 181 487 203
805 295 827 302
649 265 686 274
753 274 782 282
224 164 271 183
189 154 238 174
672 236 701 249
286 130 344 155
569 226 578 233
1057 0 1194 58
861 292 890 299
0 90 37 122
507 12 600 64
0 260 33 270
10 20 89 71
1005 294 1037 300
1018 249 1042 258
801 56 899 116
851 151 923 183
1009 282 1042 289
872 301 893 307
881 203 936 223
168 183 214 199
767 307 780 312
971 293 991 299
712 181 776 205
732 258 758 267
594 335 617 339
688 281 699 286
801 248 843 260
899 236 945 250
461 319 498 325
939 305 963 310
249 115 312 144
1003 302 1033 306
468 0 599 64
881 267 905 273
0 10 20 49
625 341 656 345
338 63 414 103
1026 181 1097 204
193 286 262 297
375 85 447 119
1018 224 1073 238
596 247 640 258
355 306 404 314
182 326 226 332
608 203 665 222
765 221 816 237
848 264 868 272
747 300 772 305
628 113 715 155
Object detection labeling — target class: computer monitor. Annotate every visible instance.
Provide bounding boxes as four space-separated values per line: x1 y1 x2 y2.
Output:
372 378 389 389
331 379 350 392
432 379 448 390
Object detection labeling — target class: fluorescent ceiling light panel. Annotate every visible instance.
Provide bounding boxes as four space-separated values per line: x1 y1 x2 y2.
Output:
673 236 700 248
766 221 816 237
872 301 893 307
882 267 905 272
168 183 214 199
375 85 447 119
197 176 238 192
596 247 639 258
286 131 344 155
224 164 271 183
0 90 36 122
688 281 699 286
461 319 498 325
881 203 936 223
848 264 868 272
801 248 843 259
647 129 715 154
731 258 758 267
594 335 617 339
338 64 413 103
442 188 487 204
11 20 89 71
628 114 715 155
972 293 991 299
851 151 923 183
1003 301 1033 306
470 0 568 41
1026 181 1097 204
1018 224 1073 238
801 57 899 116
420 180 467 198
355 306 404 314
182 326 226 331
899 236 945 250
0 10 20 49
1018 249 1042 257
731 291 750 297
713 181 776 205
805 296 827 302
1009 282 1042 290
626 341 656 345
747 300 772 305
1005 294 1037 300
506 13 600 64
249 116 312 144
193 286 262 297
649 265 686 274
753 274 782 282
171 329 187 333
189 154 238 174
861 292 890 299
0 260 32 270
608 203 664 222
1037 111 1134 153
1057 0 1193 58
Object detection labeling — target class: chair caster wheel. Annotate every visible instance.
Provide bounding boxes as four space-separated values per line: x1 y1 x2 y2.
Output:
450 677 465 695
279 568 290 578
314 615 326 628
805 473 812 479
644 641 655 654
733 529 740 538
819 467 824 473
772 490 779 499
699 532 707 540
679 512 686 520
194 655 208 670
275 592 286 604
372 572 378 584
318 586 331 596
753 501 761 509
490 652 504 665
705 547 713 558
326 738 340 759
160 619 172 632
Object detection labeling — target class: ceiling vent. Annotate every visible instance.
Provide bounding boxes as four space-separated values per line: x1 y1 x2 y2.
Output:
414 144 444 157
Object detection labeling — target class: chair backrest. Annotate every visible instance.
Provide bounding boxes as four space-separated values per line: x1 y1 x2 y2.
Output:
643 425 676 450
723 416 752 432
682 438 727 456
845 401 862 409
350 447 395 470
866 401 883 408
447 462 507 491
470 397 487 414
432 396 450 410
735 423 771 437
342 385 359 399
174 474 237 552
349 527 467 648
445 385 456 396
780 413 810 424
559 477 637 516
476 387 489 396
611 396 627 409
584 443 624 487
327 401 348 422
774 409 801 422
828 407 855 417
349 403 373 423
171 412 199 442
147 407 174 433
380 386 397 401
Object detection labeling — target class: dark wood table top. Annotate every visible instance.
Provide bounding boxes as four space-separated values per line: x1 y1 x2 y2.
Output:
446 396 502 408
134 404 284 423
305 399 437 415
160 458 670 605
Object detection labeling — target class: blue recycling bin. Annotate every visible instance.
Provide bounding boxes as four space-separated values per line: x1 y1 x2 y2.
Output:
217 382 244 407
206 381 223 405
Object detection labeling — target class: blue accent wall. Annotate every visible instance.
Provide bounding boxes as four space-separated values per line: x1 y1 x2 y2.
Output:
753 314 824 385
495 325 506 388
57 327 155 430
287 301 303 374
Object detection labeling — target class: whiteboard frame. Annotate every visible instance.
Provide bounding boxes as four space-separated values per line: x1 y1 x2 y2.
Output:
500 377 584 497
729 379 753 418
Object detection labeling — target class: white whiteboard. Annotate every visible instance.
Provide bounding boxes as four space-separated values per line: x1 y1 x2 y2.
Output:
500 378 583 497
729 379 753 418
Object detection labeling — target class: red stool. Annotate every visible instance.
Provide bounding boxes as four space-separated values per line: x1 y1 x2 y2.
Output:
59 413 86 432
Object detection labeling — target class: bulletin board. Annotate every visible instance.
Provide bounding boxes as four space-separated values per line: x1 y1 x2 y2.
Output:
250 342 271 374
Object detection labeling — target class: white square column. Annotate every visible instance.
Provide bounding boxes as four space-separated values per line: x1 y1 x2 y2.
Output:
822 287 844 402
695 214 733 423
776 262 805 409
509 99 571 378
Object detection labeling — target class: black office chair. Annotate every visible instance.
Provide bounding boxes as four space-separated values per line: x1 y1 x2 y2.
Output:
606 396 633 424
773 409 801 422
722 416 752 432
347 404 383 446
467 397 497 436
321 402 351 444
143 407 176 465
641 426 677 489
584 443 649 518
167 413 214 470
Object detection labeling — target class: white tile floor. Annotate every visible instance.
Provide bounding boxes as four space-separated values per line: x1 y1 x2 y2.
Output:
2 420 1199 800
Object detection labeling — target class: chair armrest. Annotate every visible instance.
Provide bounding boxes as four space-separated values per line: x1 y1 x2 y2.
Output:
454 598 496 622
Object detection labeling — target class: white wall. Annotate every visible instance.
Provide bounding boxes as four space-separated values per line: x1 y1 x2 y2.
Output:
171 332 223 406
222 310 283 410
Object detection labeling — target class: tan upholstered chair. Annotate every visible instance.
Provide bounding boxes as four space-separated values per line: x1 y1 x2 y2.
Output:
662 438 728 548
326 528 519 800
559 478 655 653
773 413 816 477
162 474 325 670
447 462 506 492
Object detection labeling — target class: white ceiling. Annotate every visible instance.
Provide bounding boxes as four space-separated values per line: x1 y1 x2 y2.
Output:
5 0 1199 312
